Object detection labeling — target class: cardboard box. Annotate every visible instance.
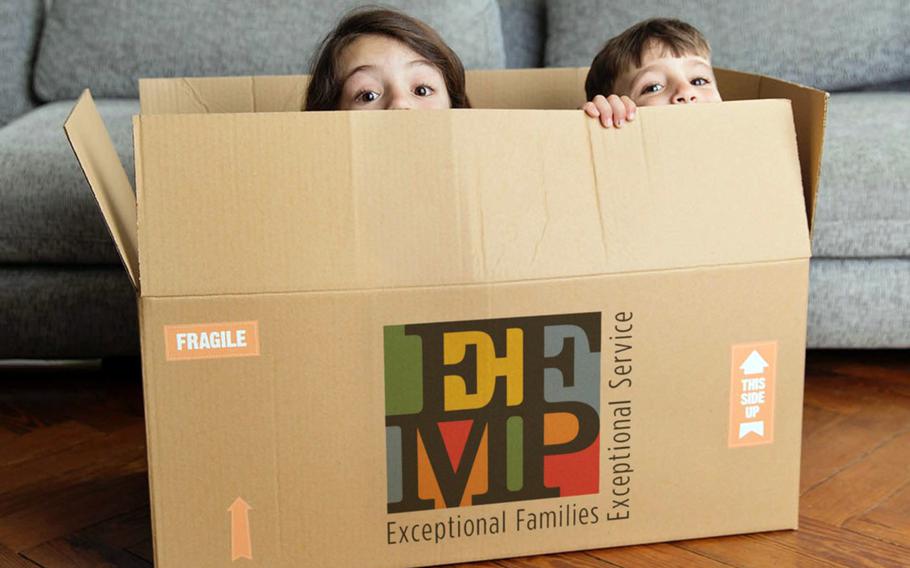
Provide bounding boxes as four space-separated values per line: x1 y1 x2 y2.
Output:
65 67 827 567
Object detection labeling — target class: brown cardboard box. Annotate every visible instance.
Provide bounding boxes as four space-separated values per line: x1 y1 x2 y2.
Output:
65 67 827 567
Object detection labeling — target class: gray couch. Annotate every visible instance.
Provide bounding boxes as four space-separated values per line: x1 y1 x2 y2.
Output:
1 0 907 358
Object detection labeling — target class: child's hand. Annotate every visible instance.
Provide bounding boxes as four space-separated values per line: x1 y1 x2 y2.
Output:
582 94 637 129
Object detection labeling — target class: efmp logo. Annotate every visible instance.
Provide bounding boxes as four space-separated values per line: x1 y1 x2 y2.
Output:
384 313 601 513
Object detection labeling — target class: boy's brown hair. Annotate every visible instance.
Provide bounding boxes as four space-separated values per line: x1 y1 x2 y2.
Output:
305 8 471 110
584 18 712 100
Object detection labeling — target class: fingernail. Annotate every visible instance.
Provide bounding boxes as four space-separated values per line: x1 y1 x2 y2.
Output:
616 119 623 128
603 117 612 128
629 112 636 120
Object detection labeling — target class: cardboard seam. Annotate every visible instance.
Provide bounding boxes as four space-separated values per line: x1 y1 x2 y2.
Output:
136 297 160 568
809 93 830 238
268 357 284 554
140 256 809 300
530 170 550 265
585 120 609 258
134 117 145 291
180 78 211 113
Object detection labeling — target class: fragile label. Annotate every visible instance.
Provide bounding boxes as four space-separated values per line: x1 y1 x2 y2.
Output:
728 341 777 447
164 321 260 361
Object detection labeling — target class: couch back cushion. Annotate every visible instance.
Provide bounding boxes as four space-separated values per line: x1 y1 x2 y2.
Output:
0 0 44 126
497 0 546 68
34 0 506 101
546 0 910 92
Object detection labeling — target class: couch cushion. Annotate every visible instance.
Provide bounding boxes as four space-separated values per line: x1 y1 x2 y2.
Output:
498 0 546 68
812 92 910 258
545 0 910 92
808 258 910 348
0 266 138 358
0 0 43 126
34 0 506 102
0 100 137 264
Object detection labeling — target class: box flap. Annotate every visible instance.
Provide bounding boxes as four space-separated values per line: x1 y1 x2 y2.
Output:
138 68 592 115
138 68 827 240
140 76 309 115
133 99 808 298
63 90 140 290
715 68 828 235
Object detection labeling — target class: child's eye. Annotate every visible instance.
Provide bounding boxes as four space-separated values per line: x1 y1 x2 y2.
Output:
640 83 663 95
356 90 380 103
692 77 710 86
414 84 435 97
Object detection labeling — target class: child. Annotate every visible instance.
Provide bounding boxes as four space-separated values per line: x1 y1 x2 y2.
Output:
305 8 470 111
582 18 722 128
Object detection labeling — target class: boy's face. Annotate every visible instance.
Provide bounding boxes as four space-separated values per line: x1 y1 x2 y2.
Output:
613 42 722 106
336 34 451 110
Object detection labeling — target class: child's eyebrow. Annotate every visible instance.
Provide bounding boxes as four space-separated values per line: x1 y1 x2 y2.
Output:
686 60 713 73
342 60 435 84
343 65 377 83
408 59 436 71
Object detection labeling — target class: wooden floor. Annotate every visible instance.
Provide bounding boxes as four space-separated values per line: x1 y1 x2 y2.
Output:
0 350 908 567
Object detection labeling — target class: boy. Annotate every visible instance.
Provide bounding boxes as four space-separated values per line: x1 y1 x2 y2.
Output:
582 18 722 128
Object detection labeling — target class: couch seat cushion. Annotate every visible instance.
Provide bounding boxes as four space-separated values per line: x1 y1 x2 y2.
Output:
813 93 910 257
0 100 137 264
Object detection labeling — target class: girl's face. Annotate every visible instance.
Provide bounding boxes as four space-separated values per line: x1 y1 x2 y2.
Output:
336 34 451 110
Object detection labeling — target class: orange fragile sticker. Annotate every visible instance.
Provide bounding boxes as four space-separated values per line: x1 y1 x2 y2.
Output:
164 321 260 361
728 341 777 448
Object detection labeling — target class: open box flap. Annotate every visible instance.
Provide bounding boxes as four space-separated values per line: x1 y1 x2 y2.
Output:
139 67 827 239
138 68 591 115
133 99 808 298
716 68 829 237
63 90 140 290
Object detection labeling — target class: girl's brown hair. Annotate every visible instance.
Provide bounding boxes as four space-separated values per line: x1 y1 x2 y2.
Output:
305 8 471 110
585 18 712 100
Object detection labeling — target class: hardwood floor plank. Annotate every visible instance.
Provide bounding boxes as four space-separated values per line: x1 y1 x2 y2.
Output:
799 402 844 440
123 539 153 565
800 430 910 527
0 471 149 552
806 351 910 401
675 532 839 567
0 544 37 568
497 550 616 567
74 509 150 555
22 533 151 568
800 398 910 493
0 423 146 520
753 516 910 567
844 482 910 548
588 542 735 567
0 421 103 469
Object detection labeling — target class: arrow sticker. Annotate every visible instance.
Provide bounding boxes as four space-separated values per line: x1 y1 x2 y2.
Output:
729 341 777 448
228 497 253 561
740 350 769 375
739 420 765 439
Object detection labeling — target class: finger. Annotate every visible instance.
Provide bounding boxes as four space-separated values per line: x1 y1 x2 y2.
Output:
608 95 626 127
621 96 637 121
593 95 613 128
582 101 600 118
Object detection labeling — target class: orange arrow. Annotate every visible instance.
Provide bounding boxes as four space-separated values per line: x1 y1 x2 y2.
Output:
228 497 253 561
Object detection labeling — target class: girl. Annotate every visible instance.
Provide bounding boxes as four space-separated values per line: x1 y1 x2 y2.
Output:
305 8 471 111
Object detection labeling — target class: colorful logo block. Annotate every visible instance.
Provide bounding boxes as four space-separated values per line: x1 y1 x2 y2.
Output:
384 313 601 513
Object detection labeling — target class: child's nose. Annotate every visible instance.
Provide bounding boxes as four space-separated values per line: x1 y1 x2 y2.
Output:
672 84 698 104
386 88 413 110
